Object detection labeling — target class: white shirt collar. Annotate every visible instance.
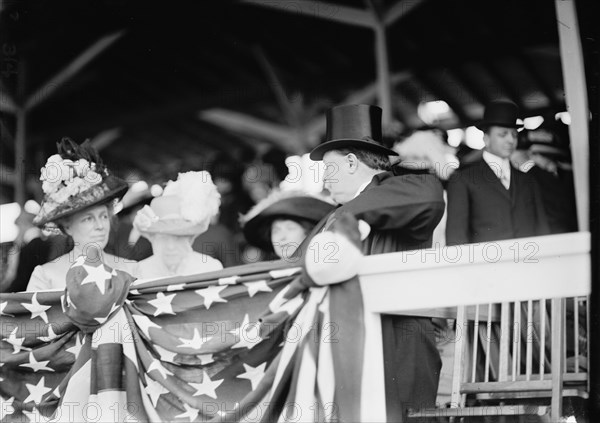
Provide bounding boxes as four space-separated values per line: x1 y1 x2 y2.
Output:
483 150 511 180
352 180 372 200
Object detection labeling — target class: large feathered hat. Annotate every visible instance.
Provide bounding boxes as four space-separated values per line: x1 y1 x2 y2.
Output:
34 138 128 227
239 189 336 252
133 171 221 237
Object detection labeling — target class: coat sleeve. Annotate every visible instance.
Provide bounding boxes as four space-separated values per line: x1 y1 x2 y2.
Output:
339 173 445 235
531 177 551 236
445 171 471 246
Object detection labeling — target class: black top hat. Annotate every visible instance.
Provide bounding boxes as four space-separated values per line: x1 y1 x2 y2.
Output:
476 100 523 131
309 104 398 160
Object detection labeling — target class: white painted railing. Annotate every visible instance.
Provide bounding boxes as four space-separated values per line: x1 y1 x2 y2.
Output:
357 231 591 422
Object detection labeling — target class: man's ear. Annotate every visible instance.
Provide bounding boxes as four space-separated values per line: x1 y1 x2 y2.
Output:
346 153 358 173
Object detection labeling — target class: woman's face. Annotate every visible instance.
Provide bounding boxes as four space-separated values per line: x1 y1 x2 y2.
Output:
151 233 194 269
64 204 111 250
270 219 308 259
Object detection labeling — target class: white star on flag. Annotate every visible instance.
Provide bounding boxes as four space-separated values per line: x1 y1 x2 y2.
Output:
148 292 176 316
24 377 52 404
153 345 177 362
72 255 87 267
195 285 227 309
79 262 116 295
174 402 199 421
21 293 51 324
167 283 185 291
230 314 263 350
269 267 301 278
178 328 211 350
237 362 267 390
0 301 13 317
244 280 273 297
94 302 120 324
268 285 304 315
19 352 54 372
148 359 174 379
3 327 29 354
189 370 223 399
0 396 15 420
197 353 214 365
131 314 161 338
144 377 169 407
66 334 83 357
38 324 59 342
65 292 76 310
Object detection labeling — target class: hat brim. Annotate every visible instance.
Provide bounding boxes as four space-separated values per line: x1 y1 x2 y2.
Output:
138 219 208 237
34 175 129 227
243 197 335 251
475 121 524 131
309 138 399 161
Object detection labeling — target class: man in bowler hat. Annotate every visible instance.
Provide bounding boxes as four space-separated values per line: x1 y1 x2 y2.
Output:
306 103 446 421
445 100 550 245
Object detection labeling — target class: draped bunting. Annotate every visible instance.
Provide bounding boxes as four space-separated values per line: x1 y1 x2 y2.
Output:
0 255 365 422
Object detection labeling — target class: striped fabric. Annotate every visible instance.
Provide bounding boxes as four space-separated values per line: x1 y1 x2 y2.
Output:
0 255 365 422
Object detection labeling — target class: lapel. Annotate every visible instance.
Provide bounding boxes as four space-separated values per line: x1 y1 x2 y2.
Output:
479 159 511 200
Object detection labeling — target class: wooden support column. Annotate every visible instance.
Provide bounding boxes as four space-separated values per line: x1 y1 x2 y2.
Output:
555 0 589 232
373 21 392 127
14 108 26 206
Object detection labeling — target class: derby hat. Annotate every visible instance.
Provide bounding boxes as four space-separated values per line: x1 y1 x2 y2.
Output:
476 100 523 131
34 138 128 227
240 189 336 252
309 104 398 160
133 171 221 237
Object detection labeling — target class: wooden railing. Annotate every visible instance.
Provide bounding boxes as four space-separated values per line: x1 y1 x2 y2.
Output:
357 232 591 422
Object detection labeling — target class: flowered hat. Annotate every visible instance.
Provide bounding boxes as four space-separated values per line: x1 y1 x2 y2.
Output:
133 171 221 237
34 138 129 227
239 189 336 252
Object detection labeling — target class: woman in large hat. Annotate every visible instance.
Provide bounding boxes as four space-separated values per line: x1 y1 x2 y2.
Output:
26 138 136 291
239 189 336 260
132 171 223 279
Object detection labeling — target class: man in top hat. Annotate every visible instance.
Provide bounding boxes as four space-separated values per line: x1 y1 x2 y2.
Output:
306 104 446 421
445 100 550 246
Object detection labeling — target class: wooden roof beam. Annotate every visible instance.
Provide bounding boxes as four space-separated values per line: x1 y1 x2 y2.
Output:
25 30 125 111
383 0 427 27
198 108 303 154
516 51 562 110
241 0 375 28
415 72 471 125
480 60 526 111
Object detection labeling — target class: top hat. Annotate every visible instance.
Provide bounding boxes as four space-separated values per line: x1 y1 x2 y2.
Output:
34 138 128 227
476 100 523 131
309 104 398 160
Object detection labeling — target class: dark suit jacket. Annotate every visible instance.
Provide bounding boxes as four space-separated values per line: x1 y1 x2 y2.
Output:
299 166 446 421
445 158 550 246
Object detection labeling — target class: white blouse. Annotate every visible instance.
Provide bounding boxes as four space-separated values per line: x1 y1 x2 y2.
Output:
26 251 138 292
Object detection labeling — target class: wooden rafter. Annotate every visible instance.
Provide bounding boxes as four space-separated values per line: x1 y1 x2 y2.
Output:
383 0 427 26
25 30 124 111
516 51 562 110
241 0 375 28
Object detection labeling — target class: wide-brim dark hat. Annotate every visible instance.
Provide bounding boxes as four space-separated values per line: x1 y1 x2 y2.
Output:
241 194 336 252
34 175 128 227
310 104 398 160
476 100 524 131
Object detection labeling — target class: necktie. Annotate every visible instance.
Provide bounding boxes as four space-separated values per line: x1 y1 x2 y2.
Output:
500 167 510 189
